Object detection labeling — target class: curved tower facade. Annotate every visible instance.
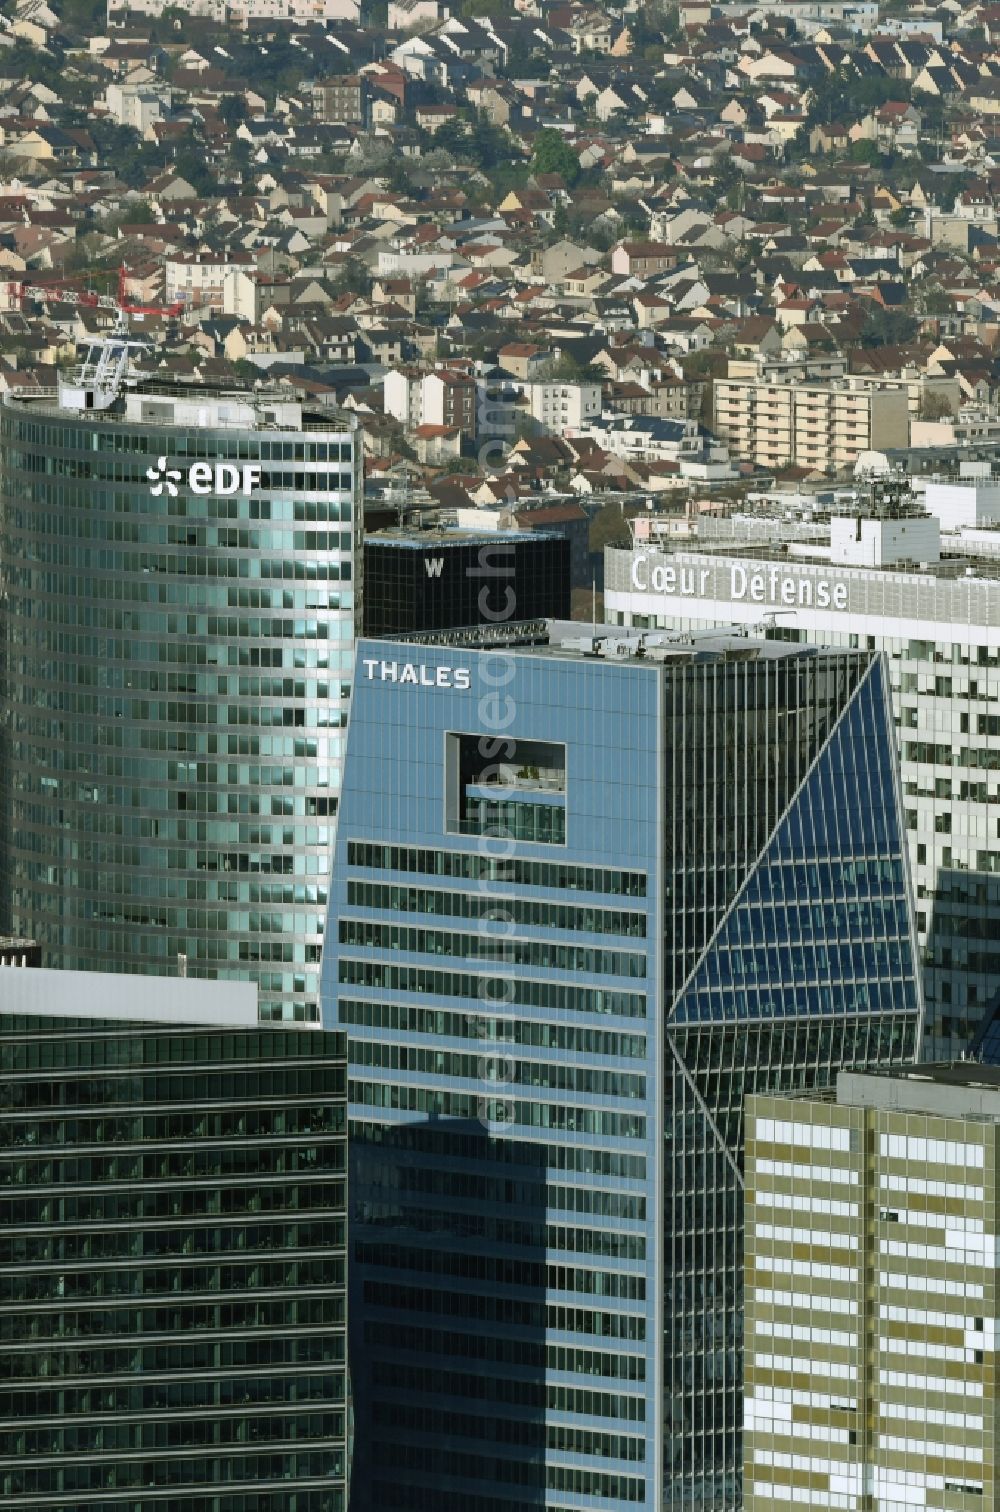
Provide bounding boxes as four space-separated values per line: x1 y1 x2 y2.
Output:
0 364 360 1022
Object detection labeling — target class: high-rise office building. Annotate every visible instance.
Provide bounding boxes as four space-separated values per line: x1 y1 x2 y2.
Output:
363 526 570 638
0 343 361 1020
604 473 1000 1058
745 1065 1000 1512
0 966 348 1510
321 625 923 1510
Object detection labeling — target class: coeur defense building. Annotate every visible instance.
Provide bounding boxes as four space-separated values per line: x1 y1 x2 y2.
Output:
321 625 922 1511
605 475 1000 1058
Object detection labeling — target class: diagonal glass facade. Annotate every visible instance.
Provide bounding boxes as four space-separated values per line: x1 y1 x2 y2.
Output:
0 1011 348 1511
322 632 923 1512
663 657 921 1508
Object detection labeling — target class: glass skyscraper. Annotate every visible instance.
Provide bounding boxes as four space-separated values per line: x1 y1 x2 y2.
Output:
321 628 923 1511
0 365 360 1021
605 482 1000 1061
0 1001 348 1510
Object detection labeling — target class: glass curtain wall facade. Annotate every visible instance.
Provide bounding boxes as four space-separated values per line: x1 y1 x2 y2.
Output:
0 387 360 1022
321 632 923 1512
0 1011 348 1510
605 540 1000 1061
362 531 570 638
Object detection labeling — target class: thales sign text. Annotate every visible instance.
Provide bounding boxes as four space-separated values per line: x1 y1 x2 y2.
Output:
630 554 849 612
364 659 471 690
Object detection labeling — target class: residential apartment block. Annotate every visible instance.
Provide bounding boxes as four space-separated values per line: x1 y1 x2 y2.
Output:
714 369 910 474
745 1064 1000 1512
164 251 255 311
222 269 292 325
108 0 359 21
383 365 478 438
312 75 367 125
610 240 678 278
527 378 601 432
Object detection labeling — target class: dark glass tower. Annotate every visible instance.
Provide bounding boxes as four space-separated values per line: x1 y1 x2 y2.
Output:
0 1006 348 1510
0 364 360 1021
321 629 924 1510
363 528 570 637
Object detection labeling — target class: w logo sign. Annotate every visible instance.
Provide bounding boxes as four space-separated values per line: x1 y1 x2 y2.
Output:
424 558 445 579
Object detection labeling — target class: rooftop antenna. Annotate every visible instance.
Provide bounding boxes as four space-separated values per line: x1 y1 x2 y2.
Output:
395 463 412 529
22 263 184 413
742 609 795 637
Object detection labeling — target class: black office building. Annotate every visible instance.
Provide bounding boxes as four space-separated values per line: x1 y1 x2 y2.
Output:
362 528 569 637
0 1010 348 1511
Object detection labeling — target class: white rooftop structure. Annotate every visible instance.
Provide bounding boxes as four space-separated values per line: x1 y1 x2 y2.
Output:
0 966 259 1026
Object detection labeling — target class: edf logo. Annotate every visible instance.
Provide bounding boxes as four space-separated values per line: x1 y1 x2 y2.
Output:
147 457 262 498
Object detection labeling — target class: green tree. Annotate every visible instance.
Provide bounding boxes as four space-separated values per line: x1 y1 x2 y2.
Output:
232 360 260 388
468 118 509 171
459 0 507 16
219 95 249 129
921 288 953 315
433 117 470 156
918 390 955 420
660 4 682 42
173 153 218 197
46 0 103 37
506 37 540 74
808 66 908 126
859 302 918 348
531 127 581 186
537 352 604 383
849 139 881 165
889 205 910 227
90 121 165 191
334 255 369 295
589 502 631 551
388 156 413 194
99 201 157 234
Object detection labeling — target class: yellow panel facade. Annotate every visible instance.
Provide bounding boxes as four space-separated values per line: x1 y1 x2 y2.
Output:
746 1071 999 1512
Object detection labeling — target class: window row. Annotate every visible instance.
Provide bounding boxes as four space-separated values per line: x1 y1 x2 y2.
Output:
338 920 647 981
346 841 647 897
337 960 647 1018
346 880 646 939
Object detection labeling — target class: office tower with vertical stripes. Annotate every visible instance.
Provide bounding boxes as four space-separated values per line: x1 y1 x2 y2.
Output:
322 625 923 1510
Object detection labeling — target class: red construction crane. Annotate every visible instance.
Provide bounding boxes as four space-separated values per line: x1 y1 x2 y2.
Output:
114 262 185 319
19 264 184 324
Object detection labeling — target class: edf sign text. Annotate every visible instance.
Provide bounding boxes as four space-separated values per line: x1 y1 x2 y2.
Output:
189 463 262 496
